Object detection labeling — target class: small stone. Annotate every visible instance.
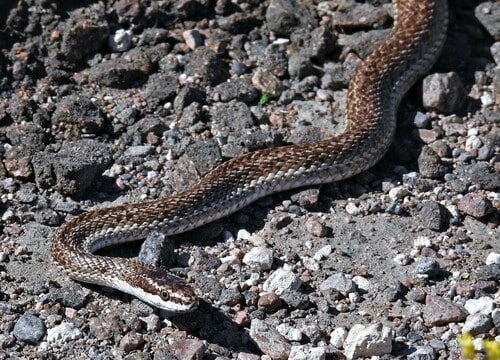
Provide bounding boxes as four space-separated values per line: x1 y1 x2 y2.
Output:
419 201 449 231
250 319 291 360
414 257 441 278
394 253 411 266
123 145 153 157
258 292 282 313
422 72 465 113
313 244 332 262
252 68 283 97
330 327 348 348
108 29 132 52
423 295 468 326
464 297 495 315
13 314 46 345
183 29 204 50
320 273 356 294
343 323 392 360
352 276 371 292
345 202 361 215
418 146 451 179
243 247 274 271
234 310 251 327
305 217 327 237
486 252 500 265
407 345 436 360
462 314 494 335
170 338 207 360
413 111 431 128
46 322 82 344
263 266 302 295
119 332 144 352
388 186 411 201
276 323 303 342
288 345 326 360
457 193 494 218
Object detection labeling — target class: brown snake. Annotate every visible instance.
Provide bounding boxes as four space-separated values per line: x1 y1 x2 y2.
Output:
52 0 448 312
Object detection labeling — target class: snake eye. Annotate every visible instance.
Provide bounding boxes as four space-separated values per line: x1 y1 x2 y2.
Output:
161 291 170 300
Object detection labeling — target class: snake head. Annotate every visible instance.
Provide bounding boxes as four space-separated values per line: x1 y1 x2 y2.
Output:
123 264 199 312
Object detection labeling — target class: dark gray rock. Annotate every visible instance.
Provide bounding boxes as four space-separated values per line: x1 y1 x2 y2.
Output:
419 201 449 231
414 258 442 278
212 76 259 103
32 139 113 195
13 314 46 345
418 146 451 179
407 345 436 360
475 2 500 40
46 283 88 309
183 138 223 176
184 47 229 86
266 0 317 36
173 86 206 114
52 95 106 136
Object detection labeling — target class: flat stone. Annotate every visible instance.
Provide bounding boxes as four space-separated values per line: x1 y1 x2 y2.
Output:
250 319 291 360
462 314 494 335
343 323 392 360
423 295 468 326
320 273 356 294
263 266 302 295
464 297 495 315
13 314 46 345
46 322 83 344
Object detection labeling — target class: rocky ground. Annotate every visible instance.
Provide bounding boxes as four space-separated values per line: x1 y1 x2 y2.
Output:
0 0 499 359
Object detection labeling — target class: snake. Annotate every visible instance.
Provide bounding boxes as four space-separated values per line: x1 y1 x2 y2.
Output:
51 0 448 312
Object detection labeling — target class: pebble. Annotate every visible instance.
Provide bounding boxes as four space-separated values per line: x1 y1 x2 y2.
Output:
108 29 132 52
345 202 362 215
330 327 348 348
422 72 465 113
388 186 410 201
313 244 332 262
243 247 274 271
319 273 356 294
305 217 327 237
423 295 468 326
123 145 153 157
170 338 206 360
352 276 371 292
343 322 392 360
119 332 144 352
413 111 431 128
276 323 303 342
464 296 495 315
251 68 282 97
419 201 449 231
457 193 494 218
486 252 500 265
46 322 82 344
407 345 436 360
414 257 441 278
13 314 46 345
462 314 493 335
258 292 282 313
394 253 412 266
288 345 326 360
249 319 291 360
183 29 204 50
263 266 302 295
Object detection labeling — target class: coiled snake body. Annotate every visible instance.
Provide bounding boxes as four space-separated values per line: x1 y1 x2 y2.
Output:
52 0 448 312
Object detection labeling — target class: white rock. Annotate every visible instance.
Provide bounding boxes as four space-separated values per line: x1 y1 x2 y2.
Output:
276 323 303 342
108 29 132 52
388 186 410 201
352 276 371 292
464 297 495 315
394 253 411 266
413 236 431 249
288 345 326 360
486 252 500 265
313 245 332 261
345 203 361 215
465 135 483 152
330 327 348 348
302 256 320 271
47 322 82 344
243 247 273 271
343 322 392 359
263 266 302 295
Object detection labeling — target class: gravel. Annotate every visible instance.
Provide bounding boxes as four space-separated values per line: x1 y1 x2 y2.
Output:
0 0 498 359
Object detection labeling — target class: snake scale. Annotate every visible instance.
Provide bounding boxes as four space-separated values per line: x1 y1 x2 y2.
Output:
52 0 448 312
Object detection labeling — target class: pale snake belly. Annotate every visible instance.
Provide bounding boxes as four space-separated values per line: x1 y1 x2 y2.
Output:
51 0 449 312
